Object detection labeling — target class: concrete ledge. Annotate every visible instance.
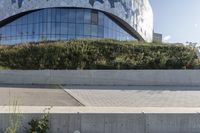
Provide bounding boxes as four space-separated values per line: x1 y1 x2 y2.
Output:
0 70 200 86
1 107 200 133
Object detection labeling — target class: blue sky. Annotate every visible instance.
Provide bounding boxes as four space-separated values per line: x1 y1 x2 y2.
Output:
150 0 200 43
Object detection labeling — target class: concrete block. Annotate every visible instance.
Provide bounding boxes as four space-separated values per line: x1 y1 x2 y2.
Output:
81 114 105 133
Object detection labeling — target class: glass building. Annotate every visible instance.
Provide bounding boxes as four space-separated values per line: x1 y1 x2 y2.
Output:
0 8 135 45
0 0 153 45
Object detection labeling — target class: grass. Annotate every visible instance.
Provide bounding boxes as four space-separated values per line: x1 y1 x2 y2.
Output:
0 66 10 70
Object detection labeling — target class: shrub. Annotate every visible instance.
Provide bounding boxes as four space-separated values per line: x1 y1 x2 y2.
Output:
27 108 50 133
0 39 199 69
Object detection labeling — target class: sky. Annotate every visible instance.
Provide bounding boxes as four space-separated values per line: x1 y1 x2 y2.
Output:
150 0 200 44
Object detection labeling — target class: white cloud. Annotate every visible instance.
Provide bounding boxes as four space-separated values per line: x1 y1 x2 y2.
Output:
194 23 198 28
163 35 171 42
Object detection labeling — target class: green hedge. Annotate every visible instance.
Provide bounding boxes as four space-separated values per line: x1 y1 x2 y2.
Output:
0 40 199 69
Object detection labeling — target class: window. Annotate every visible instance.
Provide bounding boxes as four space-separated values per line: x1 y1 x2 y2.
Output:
42 23 47 35
68 9 76 23
91 25 98 37
91 10 98 25
76 9 84 23
51 22 56 35
76 24 84 35
22 25 28 35
98 26 104 37
61 23 68 34
98 12 104 26
17 25 22 35
55 9 61 22
55 22 61 35
84 24 91 36
68 23 75 35
60 9 68 22
84 9 91 24
34 11 40 23
0 8 135 45
21 15 28 24
27 13 34 24
51 9 57 22
46 23 51 35
47 9 52 22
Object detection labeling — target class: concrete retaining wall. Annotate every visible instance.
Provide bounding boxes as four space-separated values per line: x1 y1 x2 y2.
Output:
0 70 199 86
1 113 200 133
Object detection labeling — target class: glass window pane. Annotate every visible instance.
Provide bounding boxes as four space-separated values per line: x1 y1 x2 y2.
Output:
34 11 40 23
43 9 48 23
91 11 98 25
27 35 33 42
51 22 56 35
60 9 68 22
68 23 75 35
34 23 40 35
84 9 91 24
47 9 52 22
68 35 75 40
104 27 108 38
46 23 51 35
39 23 43 35
98 12 104 26
61 23 68 34
55 35 60 41
17 25 22 36
27 13 34 24
21 15 28 24
5 26 11 37
60 34 68 40
108 29 113 38
84 24 90 36
98 26 104 37
76 9 84 23
39 10 44 23
68 9 76 23
55 22 61 34
76 24 84 35
34 35 39 42
10 26 16 37
91 25 97 37
42 23 47 35
51 9 56 22
76 35 84 39
56 9 61 22
22 25 28 35
104 15 109 28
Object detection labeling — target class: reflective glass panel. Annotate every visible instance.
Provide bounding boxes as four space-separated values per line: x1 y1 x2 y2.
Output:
0 8 135 45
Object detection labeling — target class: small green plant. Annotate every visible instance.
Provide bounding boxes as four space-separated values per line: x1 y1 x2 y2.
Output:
27 108 51 133
5 100 22 133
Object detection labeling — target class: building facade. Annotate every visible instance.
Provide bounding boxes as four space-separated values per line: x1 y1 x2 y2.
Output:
0 0 153 45
153 32 162 43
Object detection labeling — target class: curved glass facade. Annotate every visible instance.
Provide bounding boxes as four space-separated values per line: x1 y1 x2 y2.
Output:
0 8 136 45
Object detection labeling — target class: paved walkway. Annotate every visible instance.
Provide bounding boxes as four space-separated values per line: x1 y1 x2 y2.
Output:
2 84 200 108
0 84 82 106
62 85 200 107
